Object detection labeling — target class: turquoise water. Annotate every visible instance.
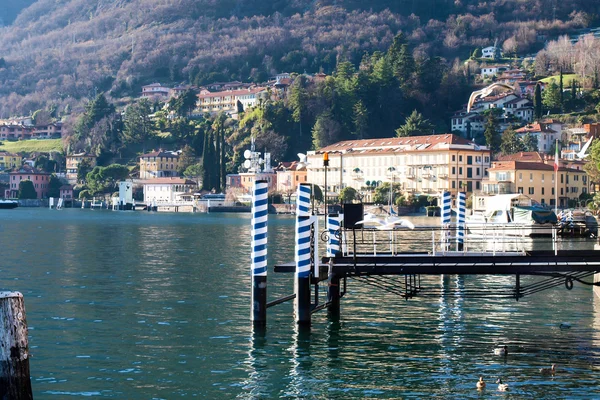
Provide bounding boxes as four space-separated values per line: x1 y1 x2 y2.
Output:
1 208 599 398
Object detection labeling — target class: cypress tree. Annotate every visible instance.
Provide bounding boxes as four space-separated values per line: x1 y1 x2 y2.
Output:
533 82 542 120
559 69 564 110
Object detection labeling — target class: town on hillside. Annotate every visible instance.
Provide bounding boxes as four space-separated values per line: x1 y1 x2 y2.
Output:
2 35 600 213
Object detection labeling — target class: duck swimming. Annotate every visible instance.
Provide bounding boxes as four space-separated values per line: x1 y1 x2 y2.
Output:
496 378 509 391
493 345 508 356
476 376 486 390
540 364 556 375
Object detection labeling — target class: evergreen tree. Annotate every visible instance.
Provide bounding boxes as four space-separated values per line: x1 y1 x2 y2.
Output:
395 110 434 137
312 112 341 149
472 48 482 59
122 99 153 145
559 69 564 110
178 145 196 175
387 32 414 88
522 131 539 152
77 159 92 184
500 128 525 155
533 82 543 120
542 81 561 113
18 180 37 199
483 109 502 154
353 100 368 139
288 75 308 137
47 175 62 198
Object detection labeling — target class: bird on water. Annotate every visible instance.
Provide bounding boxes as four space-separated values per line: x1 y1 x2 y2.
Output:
476 376 486 390
493 345 508 356
540 364 556 375
496 378 509 391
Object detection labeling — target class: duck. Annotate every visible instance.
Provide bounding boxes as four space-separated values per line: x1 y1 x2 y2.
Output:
476 376 486 390
493 345 508 356
540 364 556 375
496 378 509 391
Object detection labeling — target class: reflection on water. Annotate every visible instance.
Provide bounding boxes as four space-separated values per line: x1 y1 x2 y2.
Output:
0 209 599 398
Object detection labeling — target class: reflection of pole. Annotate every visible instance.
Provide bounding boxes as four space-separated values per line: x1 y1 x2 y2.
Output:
324 152 329 222
251 180 268 326
339 152 343 209
456 192 465 251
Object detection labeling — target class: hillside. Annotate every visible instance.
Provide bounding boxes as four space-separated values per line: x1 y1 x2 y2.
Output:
0 0 598 118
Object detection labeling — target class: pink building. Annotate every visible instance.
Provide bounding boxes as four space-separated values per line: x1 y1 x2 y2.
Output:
6 167 51 199
59 185 74 201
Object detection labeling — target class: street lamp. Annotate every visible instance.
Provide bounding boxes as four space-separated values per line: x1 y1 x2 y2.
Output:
387 166 396 213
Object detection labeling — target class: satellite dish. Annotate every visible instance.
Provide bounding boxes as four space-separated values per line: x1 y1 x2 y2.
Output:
244 160 251 169
244 150 252 159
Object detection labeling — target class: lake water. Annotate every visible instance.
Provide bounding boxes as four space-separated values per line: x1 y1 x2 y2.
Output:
1 208 600 398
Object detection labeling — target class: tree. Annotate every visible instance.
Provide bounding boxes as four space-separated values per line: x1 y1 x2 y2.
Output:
483 109 502 154
77 159 93 183
500 128 525 155
533 82 543 120
472 48 482 59
312 112 341 149
122 99 153 145
85 164 129 195
372 182 401 205
522 132 539 152
183 163 204 186
352 100 368 139
178 145 196 175
542 81 562 113
395 110 433 137
288 75 308 137
339 187 358 204
18 180 37 199
47 175 62 198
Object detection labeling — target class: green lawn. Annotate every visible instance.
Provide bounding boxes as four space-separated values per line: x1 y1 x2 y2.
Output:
540 74 579 86
0 139 63 153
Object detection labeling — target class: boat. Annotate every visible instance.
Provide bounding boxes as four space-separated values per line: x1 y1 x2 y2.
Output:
557 209 598 238
467 194 557 237
0 200 18 209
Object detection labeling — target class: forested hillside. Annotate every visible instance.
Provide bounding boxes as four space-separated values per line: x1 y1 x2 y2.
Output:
0 0 597 118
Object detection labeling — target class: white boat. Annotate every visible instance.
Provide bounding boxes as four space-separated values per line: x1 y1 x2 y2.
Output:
467 194 557 237
557 208 598 237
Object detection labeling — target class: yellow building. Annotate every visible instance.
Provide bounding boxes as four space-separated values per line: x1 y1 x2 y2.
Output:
139 150 180 179
0 152 21 170
66 153 97 182
306 134 491 201
481 160 587 209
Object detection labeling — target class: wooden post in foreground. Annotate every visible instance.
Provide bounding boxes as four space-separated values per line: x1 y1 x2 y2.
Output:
0 292 33 400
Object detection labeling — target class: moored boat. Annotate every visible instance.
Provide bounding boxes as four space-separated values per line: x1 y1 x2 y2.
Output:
0 200 18 209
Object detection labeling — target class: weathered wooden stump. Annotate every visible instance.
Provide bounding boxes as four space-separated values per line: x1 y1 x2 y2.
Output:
0 292 33 400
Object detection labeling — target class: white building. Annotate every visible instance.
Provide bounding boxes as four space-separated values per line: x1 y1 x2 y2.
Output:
480 64 510 78
482 46 497 59
141 83 171 100
142 177 197 204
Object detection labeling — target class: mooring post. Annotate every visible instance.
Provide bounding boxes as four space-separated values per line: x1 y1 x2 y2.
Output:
440 191 451 252
0 292 33 400
456 192 466 252
295 183 313 326
326 214 342 318
251 180 269 326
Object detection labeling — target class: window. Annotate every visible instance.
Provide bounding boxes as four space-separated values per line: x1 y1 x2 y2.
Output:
519 173 522 181
452 167 456 174
467 168 472 178
542 188 545 195
467 156 473 165
518 187 524 194
459 155 463 162
452 155 456 162
528 187 534 195
529 173 533 181
452 181 456 189
459 167 463 175
552 188 555 195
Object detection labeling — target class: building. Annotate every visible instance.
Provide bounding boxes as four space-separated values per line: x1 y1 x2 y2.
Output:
59 185 74 202
481 160 587 209
306 134 492 201
276 161 308 195
194 87 268 116
237 172 277 194
0 124 34 140
66 153 97 182
139 150 180 179
480 64 510 78
0 152 21 170
481 46 497 59
6 166 51 199
141 83 171 100
515 122 560 153
33 122 63 138
142 177 197 204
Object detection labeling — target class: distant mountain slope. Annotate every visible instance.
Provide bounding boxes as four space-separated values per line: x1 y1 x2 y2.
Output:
0 0 597 117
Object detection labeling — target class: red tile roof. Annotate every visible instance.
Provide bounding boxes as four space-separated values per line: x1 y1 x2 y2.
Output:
316 134 487 153
140 178 197 185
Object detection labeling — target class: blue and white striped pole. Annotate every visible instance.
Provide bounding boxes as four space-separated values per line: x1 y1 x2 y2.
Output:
251 180 268 326
440 191 451 251
456 192 466 251
327 214 341 257
295 183 313 325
